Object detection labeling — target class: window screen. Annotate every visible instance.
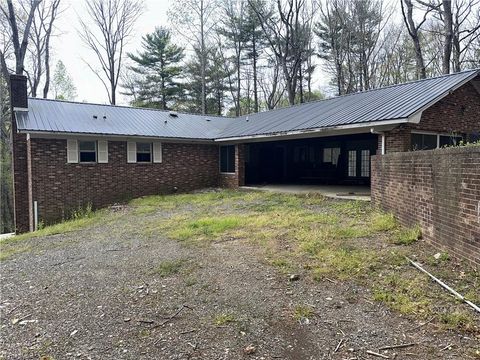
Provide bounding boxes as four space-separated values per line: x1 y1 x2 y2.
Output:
79 141 96 163
361 150 370 177
136 143 152 162
411 133 437 150
220 145 235 173
348 150 357 177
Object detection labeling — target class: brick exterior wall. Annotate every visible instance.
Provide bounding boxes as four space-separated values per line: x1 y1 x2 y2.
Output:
14 139 220 232
381 78 480 153
371 146 480 266
219 144 245 188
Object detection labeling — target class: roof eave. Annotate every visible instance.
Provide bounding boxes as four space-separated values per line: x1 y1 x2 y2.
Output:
407 69 480 123
214 118 409 143
19 130 217 144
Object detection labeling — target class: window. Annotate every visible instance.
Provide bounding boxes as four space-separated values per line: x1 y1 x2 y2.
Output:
439 135 463 147
361 150 370 177
136 143 152 162
411 133 437 150
348 150 357 177
220 145 235 173
323 147 341 165
412 132 465 150
79 141 96 163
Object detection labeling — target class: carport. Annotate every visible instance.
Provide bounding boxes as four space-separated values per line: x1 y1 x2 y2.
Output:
244 133 378 186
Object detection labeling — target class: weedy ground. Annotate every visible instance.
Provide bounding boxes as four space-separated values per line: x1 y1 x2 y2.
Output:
1 189 479 359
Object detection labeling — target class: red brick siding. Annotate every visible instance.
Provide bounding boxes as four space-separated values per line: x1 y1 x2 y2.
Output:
382 79 480 153
371 146 480 266
26 139 220 227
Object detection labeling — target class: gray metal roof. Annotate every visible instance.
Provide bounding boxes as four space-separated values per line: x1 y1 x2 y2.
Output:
16 69 479 141
219 69 479 139
15 99 232 140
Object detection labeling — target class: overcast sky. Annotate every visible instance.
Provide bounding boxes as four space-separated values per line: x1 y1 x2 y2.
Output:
51 0 172 105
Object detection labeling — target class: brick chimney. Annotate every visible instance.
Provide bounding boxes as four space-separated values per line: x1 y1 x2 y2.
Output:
9 74 28 110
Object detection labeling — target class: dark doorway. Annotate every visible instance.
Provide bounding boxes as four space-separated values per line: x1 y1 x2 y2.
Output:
245 133 378 186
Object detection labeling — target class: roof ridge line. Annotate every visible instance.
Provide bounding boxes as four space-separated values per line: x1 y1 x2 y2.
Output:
27 97 235 119
238 68 479 118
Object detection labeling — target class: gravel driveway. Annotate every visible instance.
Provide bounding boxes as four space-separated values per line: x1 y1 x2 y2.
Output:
1 195 479 360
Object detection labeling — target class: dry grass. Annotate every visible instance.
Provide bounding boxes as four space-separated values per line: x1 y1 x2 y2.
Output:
4 189 478 333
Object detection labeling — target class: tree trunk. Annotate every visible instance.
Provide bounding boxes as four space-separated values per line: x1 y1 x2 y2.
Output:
200 0 206 115
252 32 258 113
442 0 453 74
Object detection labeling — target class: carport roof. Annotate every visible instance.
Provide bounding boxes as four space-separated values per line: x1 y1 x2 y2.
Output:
15 69 479 141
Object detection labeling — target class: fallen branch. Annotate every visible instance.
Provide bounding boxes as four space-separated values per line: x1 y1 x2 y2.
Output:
406 257 480 313
366 350 389 359
440 344 452 351
153 304 192 328
334 339 344 353
408 316 435 332
379 343 416 351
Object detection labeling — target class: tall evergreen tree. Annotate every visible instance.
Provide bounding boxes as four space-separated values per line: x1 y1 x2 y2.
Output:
127 27 185 110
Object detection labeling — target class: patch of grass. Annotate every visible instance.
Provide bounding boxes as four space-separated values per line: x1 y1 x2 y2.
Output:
372 274 432 316
138 329 151 337
269 257 292 273
152 259 185 277
213 313 236 325
170 216 242 241
439 311 476 332
371 212 397 231
293 305 315 321
184 276 197 286
0 244 32 262
0 208 115 262
312 247 380 280
393 225 422 245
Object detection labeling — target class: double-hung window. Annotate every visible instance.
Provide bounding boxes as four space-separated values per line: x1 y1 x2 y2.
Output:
79 141 97 163
136 143 152 163
220 145 235 173
127 142 162 163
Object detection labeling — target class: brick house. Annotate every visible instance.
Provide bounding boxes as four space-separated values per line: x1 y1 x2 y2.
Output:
10 70 480 233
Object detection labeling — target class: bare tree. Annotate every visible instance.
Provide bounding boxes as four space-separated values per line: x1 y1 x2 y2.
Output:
249 0 316 105
168 0 218 115
400 0 434 79
0 0 41 81
452 0 480 71
25 0 61 97
79 0 143 105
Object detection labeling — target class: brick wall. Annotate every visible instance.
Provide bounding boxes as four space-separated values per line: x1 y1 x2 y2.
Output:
382 79 480 153
16 139 220 230
371 146 480 265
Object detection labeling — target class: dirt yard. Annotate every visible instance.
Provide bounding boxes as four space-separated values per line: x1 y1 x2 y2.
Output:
1 190 479 359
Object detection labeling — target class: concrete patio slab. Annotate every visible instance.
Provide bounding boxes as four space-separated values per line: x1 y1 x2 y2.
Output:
241 184 371 201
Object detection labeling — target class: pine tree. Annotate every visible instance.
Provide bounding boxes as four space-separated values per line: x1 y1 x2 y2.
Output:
52 61 77 100
127 27 185 110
